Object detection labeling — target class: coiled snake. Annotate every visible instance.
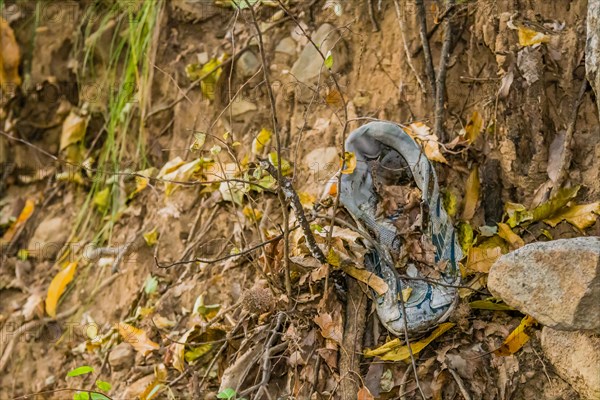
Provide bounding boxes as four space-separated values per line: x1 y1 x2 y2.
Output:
339 121 462 335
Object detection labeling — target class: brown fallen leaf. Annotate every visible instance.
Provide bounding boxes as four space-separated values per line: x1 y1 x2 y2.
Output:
117 322 160 356
341 151 357 174
404 122 449 164
463 111 483 143
517 26 550 47
357 386 375 400
0 17 21 87
461 167 480 221
59 111 88 151
45 262 77 318
493 315 537 356
465 236 505 273
172 328 193 372
314 312 343 345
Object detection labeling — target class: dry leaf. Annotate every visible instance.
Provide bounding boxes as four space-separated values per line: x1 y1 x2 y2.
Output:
314 313 343 345
0 17 21 87
172 328 193 372
364 322 454 361
59 111 88 151
494 315 537 356
517 26 550 47
404 122 448 164
45 262 78 318
463 111 483 143
1 199 35 243
544 202 600 230
341 151 356 174
325 89 343 107
139 364 167 400
252 128 272 155
497 223 524 250
461 167 480 221
117 322 160 356
357 386 375 400
341 264 389 296
466 236 505 273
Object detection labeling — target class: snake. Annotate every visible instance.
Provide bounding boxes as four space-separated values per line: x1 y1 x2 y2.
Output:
339 121 462 336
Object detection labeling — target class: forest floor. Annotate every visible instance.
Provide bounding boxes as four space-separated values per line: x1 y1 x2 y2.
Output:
1 0 599 399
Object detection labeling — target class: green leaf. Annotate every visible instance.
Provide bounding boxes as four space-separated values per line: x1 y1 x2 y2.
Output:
185 343 213 362
67 366 94 377
90 393 110 400
144 275 159 295
217 388 237 399
96 380 112 392
73 392 90 400
531 186 579 222
324 51 334 69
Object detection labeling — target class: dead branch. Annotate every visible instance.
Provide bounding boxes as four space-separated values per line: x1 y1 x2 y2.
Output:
393 0 427 94
415 0 437 95
367 0 380 32
262 161 326 264
434 0 456 142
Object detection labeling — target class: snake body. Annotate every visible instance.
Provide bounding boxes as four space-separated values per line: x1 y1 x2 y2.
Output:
339 121 462 335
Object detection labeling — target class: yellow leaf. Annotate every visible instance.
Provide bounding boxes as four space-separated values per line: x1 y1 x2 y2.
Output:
544 202 600 230
494 315 537 356
463 111 483 143
461 167 480 221
172 328 193 372
340 152 356 174
401 287 413 302
298 192 316 208
45 262 78 318
443 190 458 218
497 223 524 250
0 17 21 87
117 322 159 356
267 152 292 176
1 199 35 243
129 167 157 199
469 299 514 311
466 237 505 273
364 322 454 361
505 202 533 228
160 159 203 196
341 264 389 296
93 187 110 213
531 186 579 222
143 228 159 246
242 205 263 222
59 111 88 151
252 128 272 155
185 57 224 101
517 26 549 47
139 364 167 400
326 248 341 267
457 221 474 253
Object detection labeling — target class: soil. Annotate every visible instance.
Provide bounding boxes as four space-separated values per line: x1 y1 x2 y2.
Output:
0 0 598 399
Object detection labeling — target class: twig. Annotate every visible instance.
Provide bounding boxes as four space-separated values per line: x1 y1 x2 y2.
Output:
367 0 380 32
339 277 367 399
243 0 292 299
10 388 114 400
434 0 456 142
552 79 588 194
261 162 326 263
393 0 427 94
253 313 285 399
410 4 456 58
416 0 436 95
448 368 472 400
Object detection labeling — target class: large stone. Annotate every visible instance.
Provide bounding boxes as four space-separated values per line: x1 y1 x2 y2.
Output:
488 237 600 332
235 51 260 79
290 23 348 86
28 216 69 260
108 342 135 371
541 327 600 400
586 0 600 116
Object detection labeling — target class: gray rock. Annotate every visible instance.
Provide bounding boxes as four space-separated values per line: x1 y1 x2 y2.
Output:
28 216 69 260
275 37 297 56
488 237 600 332
235 51 260 79
541 327 600 399
586 0 600 116
290 23 348 86
229 99 257 119
109 342 135 371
